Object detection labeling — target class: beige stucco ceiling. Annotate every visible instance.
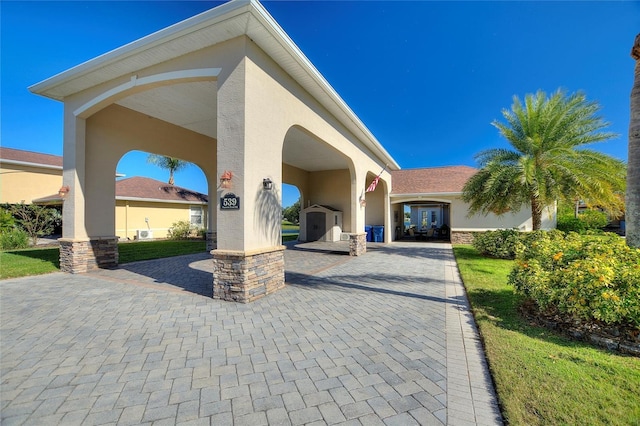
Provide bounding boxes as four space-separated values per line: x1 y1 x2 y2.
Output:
117 82 347 172
283 127 349 172
116 81 218 139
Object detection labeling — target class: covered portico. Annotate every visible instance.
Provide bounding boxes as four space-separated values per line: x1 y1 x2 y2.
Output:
29 0 398 302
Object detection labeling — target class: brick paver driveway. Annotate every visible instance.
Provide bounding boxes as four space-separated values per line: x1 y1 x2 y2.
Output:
1 241 502 425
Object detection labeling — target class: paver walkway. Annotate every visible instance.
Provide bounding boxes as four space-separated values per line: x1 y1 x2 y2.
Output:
1 241 502 425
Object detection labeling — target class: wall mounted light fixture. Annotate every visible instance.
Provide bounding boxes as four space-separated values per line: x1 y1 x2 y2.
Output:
262 178 273 191
58 185 70 198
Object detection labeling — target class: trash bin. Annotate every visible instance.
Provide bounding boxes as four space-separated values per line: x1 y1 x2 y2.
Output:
372 225 384 242
364 225 373 242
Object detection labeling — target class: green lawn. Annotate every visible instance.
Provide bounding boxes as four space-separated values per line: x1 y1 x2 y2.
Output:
1 234 304 279
117 240 206 263
453 245 640 425
1 240 206 279
282 222 299 243
0 247 60 279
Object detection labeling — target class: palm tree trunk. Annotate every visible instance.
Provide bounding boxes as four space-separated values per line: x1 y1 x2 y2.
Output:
531 197 543 231
627 33 640 248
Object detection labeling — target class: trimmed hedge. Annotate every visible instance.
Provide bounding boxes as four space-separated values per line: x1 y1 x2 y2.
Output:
472 229 521 259
509 231 640 327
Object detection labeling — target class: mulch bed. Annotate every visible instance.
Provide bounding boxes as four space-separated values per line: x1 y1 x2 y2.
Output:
519 299 640 357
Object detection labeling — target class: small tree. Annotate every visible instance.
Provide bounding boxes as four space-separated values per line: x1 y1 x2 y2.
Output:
282 199 301 224
8 203 60 246
146 154 190 185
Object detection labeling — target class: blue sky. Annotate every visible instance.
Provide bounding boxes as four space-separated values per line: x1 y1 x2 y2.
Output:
2 1 638 207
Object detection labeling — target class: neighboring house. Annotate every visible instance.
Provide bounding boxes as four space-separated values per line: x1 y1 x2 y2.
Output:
390 166 557 244
3 148 556 244
115 176 208 240
0 147 62 204
0 147 208 240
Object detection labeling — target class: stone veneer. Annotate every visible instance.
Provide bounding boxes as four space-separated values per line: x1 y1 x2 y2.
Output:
212 245 285 303
206 231 217 252
349 232 367 256
450 231 476 245
59 237 119 273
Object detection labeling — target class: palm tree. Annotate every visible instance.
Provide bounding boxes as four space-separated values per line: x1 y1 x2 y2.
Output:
462 89 626 230
627 34 640 248
146 154 190 185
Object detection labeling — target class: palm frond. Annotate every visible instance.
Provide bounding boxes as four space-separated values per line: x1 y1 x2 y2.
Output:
466 89 623 228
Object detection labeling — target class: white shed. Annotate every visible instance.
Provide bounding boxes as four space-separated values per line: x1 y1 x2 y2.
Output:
300 204 343 242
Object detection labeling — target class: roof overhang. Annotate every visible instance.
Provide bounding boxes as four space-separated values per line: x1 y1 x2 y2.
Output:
116 196 207 205
391 192 462 198
28 0 399 171
1 159 62 171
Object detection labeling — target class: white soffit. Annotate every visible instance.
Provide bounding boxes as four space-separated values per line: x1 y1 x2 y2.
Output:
29 0 399 170
117 81 218 138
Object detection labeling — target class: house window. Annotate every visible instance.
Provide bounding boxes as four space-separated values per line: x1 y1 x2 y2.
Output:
190 206 203 226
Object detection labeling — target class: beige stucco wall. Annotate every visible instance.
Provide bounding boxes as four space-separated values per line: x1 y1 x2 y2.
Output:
115 200 207 240
240 38 391 244
0 163 61 204
80 104 215 238
449 196 556 231
61 35 392 248
364 173 387 228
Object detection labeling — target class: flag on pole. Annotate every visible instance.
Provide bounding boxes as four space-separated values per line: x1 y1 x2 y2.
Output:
366 176 380 193
365 164 387 193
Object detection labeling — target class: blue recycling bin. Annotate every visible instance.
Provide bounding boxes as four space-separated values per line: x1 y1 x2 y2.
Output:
364 225 373 242
372 225 384 242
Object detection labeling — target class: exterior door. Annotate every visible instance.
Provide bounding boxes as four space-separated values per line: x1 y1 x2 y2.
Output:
306 212 326 241
418 208 440 229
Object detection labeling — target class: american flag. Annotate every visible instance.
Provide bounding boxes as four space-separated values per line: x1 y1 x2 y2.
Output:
366 175 380 192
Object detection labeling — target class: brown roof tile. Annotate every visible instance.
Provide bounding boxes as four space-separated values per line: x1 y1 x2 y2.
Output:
391 166 478 195
116 176 208 203
0 147 63 167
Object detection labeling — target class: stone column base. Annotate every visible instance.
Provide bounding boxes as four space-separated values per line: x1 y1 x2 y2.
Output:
59 237 119 273
212 246 285 303
349 233 367 256
450 231 476 245
206 231 217 252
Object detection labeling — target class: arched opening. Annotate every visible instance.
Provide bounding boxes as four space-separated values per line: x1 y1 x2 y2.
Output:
282 125 354 243
282 183 301 241
114 150 209 241
363 171 387 243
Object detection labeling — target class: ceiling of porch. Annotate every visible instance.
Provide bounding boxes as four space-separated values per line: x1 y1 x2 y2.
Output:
116 83 349 172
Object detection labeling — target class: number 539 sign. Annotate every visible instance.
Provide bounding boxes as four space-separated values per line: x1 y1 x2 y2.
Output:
220 193 240 210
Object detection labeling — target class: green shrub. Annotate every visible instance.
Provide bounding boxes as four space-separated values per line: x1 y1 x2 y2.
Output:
472 229 522 259
556 216 586 233
0 208 15 231
579 209 609 229
557 209 609 233
0 228 30 250
198 228 207 239
509 232 640 327
167 220 195 240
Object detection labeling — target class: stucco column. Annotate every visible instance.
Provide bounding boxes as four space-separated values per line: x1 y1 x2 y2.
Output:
212 54 284 302
383 178 393 243
349 168 368 255
59 109 118 273
61 112 87 241
206 177 217 252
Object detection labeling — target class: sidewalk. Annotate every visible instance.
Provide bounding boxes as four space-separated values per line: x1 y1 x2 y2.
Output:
0 241 502 425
